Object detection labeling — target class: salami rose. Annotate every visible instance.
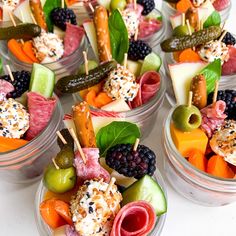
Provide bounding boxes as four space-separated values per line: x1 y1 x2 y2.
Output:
110 201 156 236
74 148 110 182
26 92 56 140
131 71 161 108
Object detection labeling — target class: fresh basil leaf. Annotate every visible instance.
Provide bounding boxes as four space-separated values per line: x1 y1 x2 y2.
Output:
43 0 62 32
203 11 221 28
96 121 140 157
199 59 221 94
109 9 129 63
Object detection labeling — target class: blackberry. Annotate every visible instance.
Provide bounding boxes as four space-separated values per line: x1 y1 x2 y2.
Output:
51 7 77 31
106 143 156 179
128 40 152 61
208 89 236 120
222 32 236 46
137 0 155 15
1 71 31 98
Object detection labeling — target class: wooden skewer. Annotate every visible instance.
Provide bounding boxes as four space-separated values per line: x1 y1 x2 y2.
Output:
20 10 25 23
68 128 86 164
30 13 37 25
134 0 137 10
181 13 185 26
61 0 65 8
133 138 140 152
105 177 116 196
188 91 193 108
212 81 219 103
52 158 60 170
134 27 138 41
221 21 226 30
56 131 67 145
186 19 192 36
89 3 95 13
8 12 16 27
219 30 227 42
5 65 14 82
123 53 128 69
83 51 89 75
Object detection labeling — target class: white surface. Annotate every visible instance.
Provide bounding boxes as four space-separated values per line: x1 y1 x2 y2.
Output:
1 1 236 236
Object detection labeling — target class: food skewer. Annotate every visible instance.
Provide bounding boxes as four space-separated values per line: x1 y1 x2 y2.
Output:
105 177 116 195
52 158 60 170
181 13 185 26
68 127 87 164
212 81 219 103
61 0 65 8
20 10 25 23
134 27 139 41
186 19 195 51
134 0 137 10
5 65 14 82
123 53 128 69
56 131 67 145
219 30 227 42
83 51 89 75
133 138 140 151
188 91 193 107
30 12 37 25
89 3 95 12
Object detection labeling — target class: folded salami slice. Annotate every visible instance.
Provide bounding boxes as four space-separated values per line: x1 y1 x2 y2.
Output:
213 0 230 11
131 71 161 108
74 148 110 182
26 92 56 140
0 79 14 101
63 23 85 57
222 46 236 76
110 201 156 236
138 18 162 39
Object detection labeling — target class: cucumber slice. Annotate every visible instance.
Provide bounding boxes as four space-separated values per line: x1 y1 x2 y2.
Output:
122 175 167 216
140 52 162 75
29 63 55 98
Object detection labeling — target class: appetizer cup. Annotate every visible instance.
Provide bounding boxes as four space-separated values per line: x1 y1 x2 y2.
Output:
35 169 167 236
73 71 166 139
163 107 236 206
0 95 63 184
0 37 87 81
163 52 236 106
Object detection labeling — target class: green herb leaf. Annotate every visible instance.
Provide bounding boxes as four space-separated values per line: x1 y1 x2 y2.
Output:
96 121 141 157
203 11 221 28
43 0 62 32
109 9 129 63
199 59 221 94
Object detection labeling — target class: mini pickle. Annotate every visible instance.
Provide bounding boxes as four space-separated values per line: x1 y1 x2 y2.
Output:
54 145 75 169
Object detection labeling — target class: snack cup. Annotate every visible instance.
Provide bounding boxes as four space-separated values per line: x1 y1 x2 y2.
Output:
35 169 167 236
161 0 232 36
163 107 236 206
0 95 63 184
163 51 236 106
138 8 167 54
0 36 87 81
72 71 166 140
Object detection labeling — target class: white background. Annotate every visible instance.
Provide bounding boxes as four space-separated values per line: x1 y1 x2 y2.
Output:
0 1 236 235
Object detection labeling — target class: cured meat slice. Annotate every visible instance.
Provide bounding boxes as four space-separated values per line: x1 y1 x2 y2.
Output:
138 18 162 39
26 92 57 140
0 79 14 101
63 23 85 57
74 148 110 182
213 0 230 11
131 71 161 108
110 201 156 236
222 46 236 76
200 100 227 137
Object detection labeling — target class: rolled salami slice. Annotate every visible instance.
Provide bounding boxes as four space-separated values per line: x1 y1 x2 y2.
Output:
63 23 85 57
222 46 236 76
110 201 156 236
131 71 161 108
138 18 162 39
26 92 56 140
74 148 110 182
0 79 14 101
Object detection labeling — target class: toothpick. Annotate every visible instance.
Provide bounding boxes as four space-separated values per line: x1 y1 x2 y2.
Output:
212 81 219 103
134 27 138 41
89 3 94 12
219 30 227 42
5 65 14 82
68 128 86 164
61 0 64 8
133 138 140 152
134 0 137 10
221 21 226 30
56 131 67 145
123 53 128 69
188 91 193 107
52 158 60 170
20 10 25 23
30 13 37 25
186 19 192 36
8 12 16 27
105 177 116 196
83 51 89 75
182 13 185 26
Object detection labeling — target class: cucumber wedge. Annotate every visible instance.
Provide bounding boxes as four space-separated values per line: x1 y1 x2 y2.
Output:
122 175 167 216
140 52 162 75
29 63 55 98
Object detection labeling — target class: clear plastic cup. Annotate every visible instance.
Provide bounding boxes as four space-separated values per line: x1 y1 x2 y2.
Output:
35 169 167 235
72 71 166 139
0 95 63 184
163 107 236 206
